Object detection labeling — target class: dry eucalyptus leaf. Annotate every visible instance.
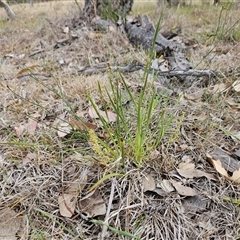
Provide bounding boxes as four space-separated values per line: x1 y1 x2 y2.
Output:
67 179 84 194
231 169 240 183
232 80 240 93
26 120 38 135
58 193 77 218
176 168 216 180
0 208 22 240
14 124 25 137
226 98 240 109
208 83 229 93
22 152 37 165
149 150 160 160
171 180 197 196
178 162 195 170
57 122 72 137
159 179 175 193
88 107 116 123
70 118 97 131
208 149 240 172
178 144 189 151
79 189 106 219
142 174 156 192
67 173 88 194
206 152 240 184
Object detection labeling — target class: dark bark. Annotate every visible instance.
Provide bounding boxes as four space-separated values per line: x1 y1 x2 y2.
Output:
125 15 191 71
81 2 191 72
157 0 179 7
83 0 134 20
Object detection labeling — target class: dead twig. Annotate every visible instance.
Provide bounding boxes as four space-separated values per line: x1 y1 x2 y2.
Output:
100 178 116 240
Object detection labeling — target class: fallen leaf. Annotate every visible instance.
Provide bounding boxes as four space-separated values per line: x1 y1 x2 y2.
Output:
14 124 25 137
159 179 175 193
79 189 106 219
176 168 215 180
26 120 38 135
171 180 197 196
151 188 168 196
88 107 117 123
0 208 22 240
57 122 72 137
67 179 84 194
70 118 97 131
149 150 160 160
178 144 189 151
207 149 240 173
14 120 38 137
206 152 240 183
231 169 240 183
232 80 240 93
23 153 37 165
63 26 69 34
58 193 77 218
226 98 240 109
178 162 195 170
142 174 156 192
208 83 230 93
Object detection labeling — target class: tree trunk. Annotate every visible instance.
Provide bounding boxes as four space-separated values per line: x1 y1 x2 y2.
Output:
0 0 17 19
83 0 134 21
157 0 179 7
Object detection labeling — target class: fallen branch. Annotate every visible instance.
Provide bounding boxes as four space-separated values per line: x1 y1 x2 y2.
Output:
125 15 192 71
78 60 144 75
78 60 218 79
157 69 218 78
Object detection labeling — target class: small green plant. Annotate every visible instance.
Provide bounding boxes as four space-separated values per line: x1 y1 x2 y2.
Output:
212 4 240 43
88 18 174 167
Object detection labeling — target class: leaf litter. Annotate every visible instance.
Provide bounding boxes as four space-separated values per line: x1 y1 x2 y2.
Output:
0 2 240 240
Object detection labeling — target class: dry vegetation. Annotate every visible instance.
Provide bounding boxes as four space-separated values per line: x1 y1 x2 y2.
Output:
0 1 240 239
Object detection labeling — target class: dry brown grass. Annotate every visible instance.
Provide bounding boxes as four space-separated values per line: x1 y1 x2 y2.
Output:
0 1 240 239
